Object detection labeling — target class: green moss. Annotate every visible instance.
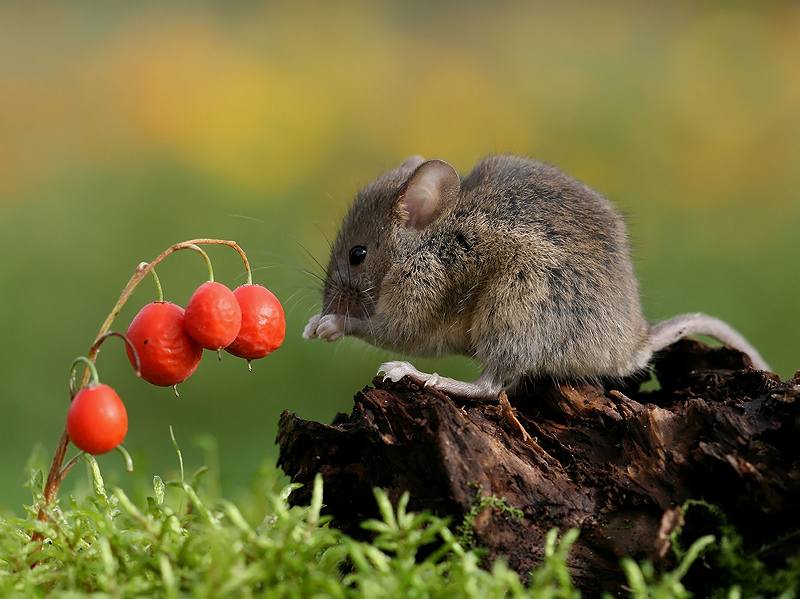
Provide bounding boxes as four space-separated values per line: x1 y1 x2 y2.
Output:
0 457 796 598
457 481 525 548
671 500 800 599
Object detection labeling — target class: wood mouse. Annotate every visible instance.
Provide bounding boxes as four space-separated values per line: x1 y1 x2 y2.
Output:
303 154 770 399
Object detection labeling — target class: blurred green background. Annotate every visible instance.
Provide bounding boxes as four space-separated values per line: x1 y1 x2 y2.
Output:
1 1 798 514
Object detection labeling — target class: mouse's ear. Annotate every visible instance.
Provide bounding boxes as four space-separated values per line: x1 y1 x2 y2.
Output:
400 155 425 170
395 159 460 230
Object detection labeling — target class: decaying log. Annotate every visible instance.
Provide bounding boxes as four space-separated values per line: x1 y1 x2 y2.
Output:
276 339 800 595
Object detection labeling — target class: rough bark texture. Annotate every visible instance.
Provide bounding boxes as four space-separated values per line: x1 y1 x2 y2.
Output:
276 339 800 596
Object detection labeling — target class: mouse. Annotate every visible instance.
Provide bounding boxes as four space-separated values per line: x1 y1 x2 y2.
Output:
303 154 770 399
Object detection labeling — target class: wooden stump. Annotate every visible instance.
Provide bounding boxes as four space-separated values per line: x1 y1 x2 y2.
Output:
276 339 800 595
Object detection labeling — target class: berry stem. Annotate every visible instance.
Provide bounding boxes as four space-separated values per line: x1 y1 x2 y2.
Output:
42 428 71 506
116 444 134 473
69 356 100 397
70 332 140 405
149 268 164 302
59 451 86 480
90 332 141 378
186 244 215 282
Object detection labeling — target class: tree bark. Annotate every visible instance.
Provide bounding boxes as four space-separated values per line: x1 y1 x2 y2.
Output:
276 339 800 595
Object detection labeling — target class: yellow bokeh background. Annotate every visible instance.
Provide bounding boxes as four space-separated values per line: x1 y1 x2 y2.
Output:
1 1 798 512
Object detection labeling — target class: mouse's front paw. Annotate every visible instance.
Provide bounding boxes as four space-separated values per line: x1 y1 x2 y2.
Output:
316 314 345 341
378 361 438 387
303 313 345 342
302 314 322 339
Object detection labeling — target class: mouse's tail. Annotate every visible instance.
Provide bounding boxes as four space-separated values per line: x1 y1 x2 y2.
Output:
648 312 771 372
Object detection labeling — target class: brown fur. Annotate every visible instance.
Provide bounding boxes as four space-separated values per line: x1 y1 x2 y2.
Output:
317 154 651 383
307 155 769 398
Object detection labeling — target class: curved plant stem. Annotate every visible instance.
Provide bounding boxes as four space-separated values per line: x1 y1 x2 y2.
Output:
187 244 215 282
68 357 100 397
149 268 164 302
33 239 250 543
116 444 134 473
59 451 87 481
90 331 141 377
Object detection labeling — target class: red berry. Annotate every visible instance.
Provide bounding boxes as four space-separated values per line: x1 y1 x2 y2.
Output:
225 284 285 360
67 384 128 455
185 281 242 350
126 302 202 386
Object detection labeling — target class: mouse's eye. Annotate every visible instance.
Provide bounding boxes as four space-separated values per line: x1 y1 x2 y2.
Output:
349 245 367 266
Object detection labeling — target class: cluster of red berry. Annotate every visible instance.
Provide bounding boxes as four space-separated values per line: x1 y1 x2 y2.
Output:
126 282 284 387
63 241 284 458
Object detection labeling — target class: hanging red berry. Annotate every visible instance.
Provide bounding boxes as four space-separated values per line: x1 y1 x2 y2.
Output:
184 281 242 350
225 284 285 362
67 384 128 455
126 302 202 387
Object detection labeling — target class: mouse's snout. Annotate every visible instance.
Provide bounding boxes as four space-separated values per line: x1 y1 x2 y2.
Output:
321 271 376 321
